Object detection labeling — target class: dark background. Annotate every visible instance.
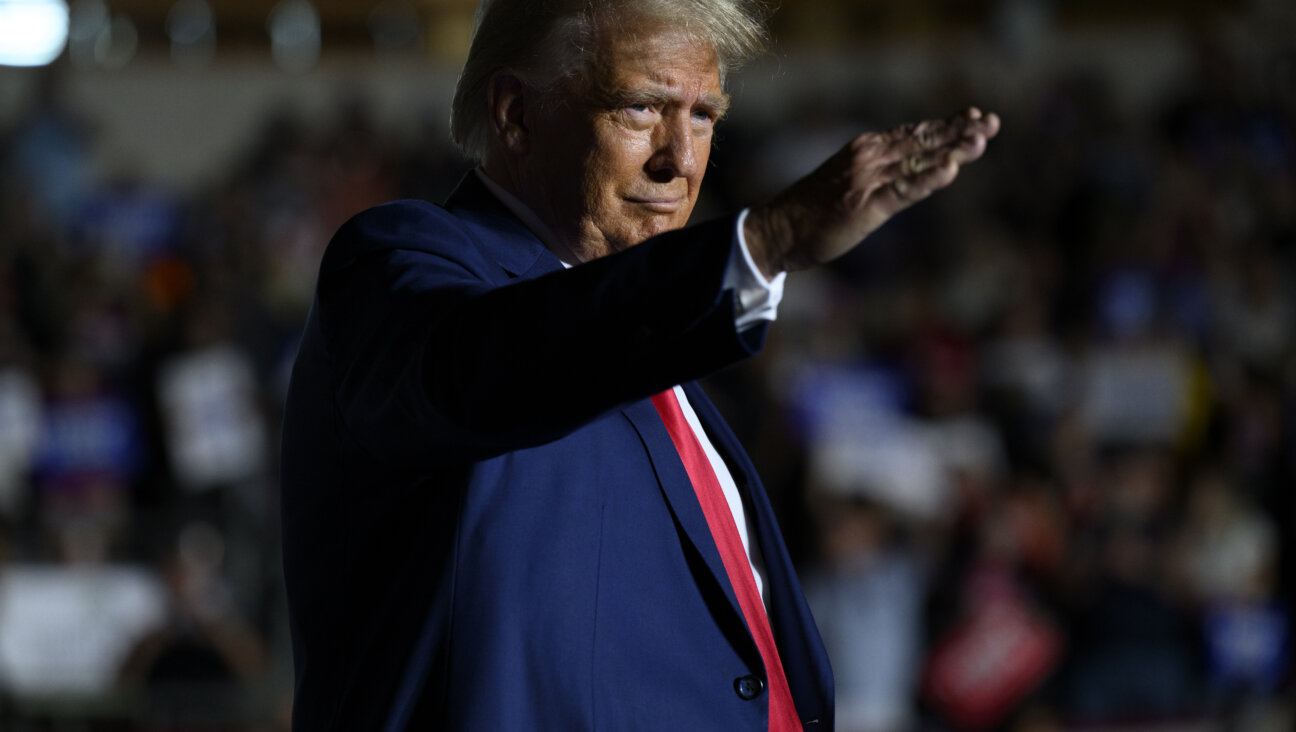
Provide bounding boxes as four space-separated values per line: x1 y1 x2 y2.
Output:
0 0 1292 729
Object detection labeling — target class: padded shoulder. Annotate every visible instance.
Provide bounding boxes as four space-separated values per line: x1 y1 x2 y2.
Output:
319 200 485 279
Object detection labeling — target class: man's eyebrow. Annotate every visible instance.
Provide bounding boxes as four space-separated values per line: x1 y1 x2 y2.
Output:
611 88 675 106
608 87 732 117
700 92 732 118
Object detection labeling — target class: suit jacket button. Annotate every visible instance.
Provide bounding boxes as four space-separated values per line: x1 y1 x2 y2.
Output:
734 675 765 700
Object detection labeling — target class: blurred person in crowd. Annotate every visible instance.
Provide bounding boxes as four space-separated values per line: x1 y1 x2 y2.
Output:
921 485 1066 732
1175 468 1289 704
280 0 998 729
1178 468 1278 607
33 353 143 562
0 357 41 522
119 522 268 720
2 69 95 239
1063 449 1198 721
803 491 925 732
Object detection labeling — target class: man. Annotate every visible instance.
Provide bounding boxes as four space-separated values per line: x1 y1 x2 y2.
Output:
280 0 999 729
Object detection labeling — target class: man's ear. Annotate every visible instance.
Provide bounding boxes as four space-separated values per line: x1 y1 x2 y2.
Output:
488 72 530 155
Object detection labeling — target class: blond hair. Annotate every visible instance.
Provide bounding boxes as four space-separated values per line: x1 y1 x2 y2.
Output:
450 0 771 162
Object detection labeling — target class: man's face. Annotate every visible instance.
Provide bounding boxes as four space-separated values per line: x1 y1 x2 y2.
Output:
520 24 728 262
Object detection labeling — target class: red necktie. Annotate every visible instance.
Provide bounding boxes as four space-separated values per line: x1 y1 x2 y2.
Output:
650 388 801 731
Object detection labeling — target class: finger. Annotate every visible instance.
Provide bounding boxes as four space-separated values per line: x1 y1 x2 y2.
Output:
880 147 955 181
981 111 1002 139
886 119 961 158
948 111 1000 153
875 157 960 211
944 112 1000 164
946 132 988 166
878 111 999 164
851 109 995 174
956 106 1002 136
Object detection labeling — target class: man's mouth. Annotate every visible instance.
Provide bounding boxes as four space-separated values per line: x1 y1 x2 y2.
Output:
627 197 685 213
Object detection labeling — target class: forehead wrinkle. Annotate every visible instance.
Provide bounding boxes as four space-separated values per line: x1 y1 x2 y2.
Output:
578 21 725 105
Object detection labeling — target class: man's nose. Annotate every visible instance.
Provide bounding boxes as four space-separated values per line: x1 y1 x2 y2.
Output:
647 114 698 180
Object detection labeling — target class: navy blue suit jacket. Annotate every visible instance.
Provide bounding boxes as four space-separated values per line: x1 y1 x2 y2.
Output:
281 173 834 730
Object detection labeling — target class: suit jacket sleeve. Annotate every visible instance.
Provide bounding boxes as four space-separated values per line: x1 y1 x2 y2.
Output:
308 199 767 469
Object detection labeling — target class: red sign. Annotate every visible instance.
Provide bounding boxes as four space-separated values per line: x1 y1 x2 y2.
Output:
924 594 1063 730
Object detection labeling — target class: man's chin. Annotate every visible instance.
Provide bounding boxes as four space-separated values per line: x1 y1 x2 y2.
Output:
594 213 692 253
635 214 690 241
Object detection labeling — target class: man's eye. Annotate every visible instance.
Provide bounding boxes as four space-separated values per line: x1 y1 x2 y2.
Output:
626 103 655 115
692 109 716 124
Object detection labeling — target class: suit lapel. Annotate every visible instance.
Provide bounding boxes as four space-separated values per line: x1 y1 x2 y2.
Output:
620 398 747 629
681 382 835 726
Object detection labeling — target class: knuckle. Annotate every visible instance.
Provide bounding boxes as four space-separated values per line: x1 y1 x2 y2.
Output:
850 132 881 152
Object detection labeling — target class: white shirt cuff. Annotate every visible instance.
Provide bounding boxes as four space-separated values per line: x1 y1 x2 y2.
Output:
727 208 786 331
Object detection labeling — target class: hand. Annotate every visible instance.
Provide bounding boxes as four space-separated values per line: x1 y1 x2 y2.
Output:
744 108 1000 278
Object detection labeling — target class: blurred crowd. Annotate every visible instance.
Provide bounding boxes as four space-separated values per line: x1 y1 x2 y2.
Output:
704 23 1296 732
0 70 474 727
1 13 1294 732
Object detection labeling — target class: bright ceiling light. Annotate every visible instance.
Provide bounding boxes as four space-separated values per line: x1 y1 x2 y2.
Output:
0 0 70 67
